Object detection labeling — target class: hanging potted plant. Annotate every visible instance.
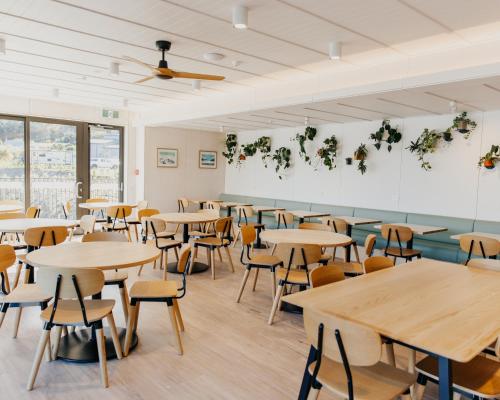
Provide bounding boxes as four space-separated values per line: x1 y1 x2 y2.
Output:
255 136 272 166
354 143 368 175
272 146 292 179
222 133 238 164
315 135 338 170
452 112 477 139
478 145 500 169
441 127 453 142
238 142 257 163
370 119 402 152
293 126 317 164
406 128 442 171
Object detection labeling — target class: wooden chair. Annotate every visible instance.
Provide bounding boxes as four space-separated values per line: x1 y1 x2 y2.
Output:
206 201 221 212
188 209 219 240
459 234 500 265
309 265 345 288
363 256 394 274
127 200 148 242
235 225 283 303
298 222 334 265
124 246 191 356
381 224 422 262
0 212 26 249
103 205 132 241
140 217 182 280
28 266 121 390
79 215 96 235
233 206 265 247
138 208 160 242
268 243 323 325
329 234 376 276
25 206 41 218
177 197 189 212
275 210 294 229
82 232 130 322
86 197 108 221
190 217 234 279
62 199 72 219
11 226 68 338
302 309 414 400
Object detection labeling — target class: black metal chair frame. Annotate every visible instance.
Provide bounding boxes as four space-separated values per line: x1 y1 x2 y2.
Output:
384 227 421 262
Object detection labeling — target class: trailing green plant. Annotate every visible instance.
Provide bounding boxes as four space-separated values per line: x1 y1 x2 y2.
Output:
255 136 272 166
241 142 257 157
441 127 453 142
222 133 238 164
315 135 338 170
452 112 477 139
354 143 368 175
369 119 402 152
478 144 500 169
406 128 443 171
293 126 317 164
272 146 292 179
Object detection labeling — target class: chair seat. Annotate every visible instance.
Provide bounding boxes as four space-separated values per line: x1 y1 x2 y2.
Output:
320 254 331 263
309 357 414 400
17 253 27 264
276 268 308 285
385 247 422 258
104 270 128 283
130 280 181 299
416 355 500 398
330 260 364 275
41 299 115 325
249 254 282 267
156 239 182 249
189 230 216 238
194 237 230 247
103 222 128 231
157 231 176 239
2 284 52 304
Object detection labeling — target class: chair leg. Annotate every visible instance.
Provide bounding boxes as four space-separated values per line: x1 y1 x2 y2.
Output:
27 327 51 391
173 299 184 332
137 265 144 276
95 326 109 388
268 283 285 325
385 341 396 367
271 269 276 299
307 387 321 400
414 374 428 400
236 268 251 303
12 306 22 338
352 243 361 263
51 325 63 360
124 302 138 357
162 250 169 280
13 261 22 289
133 224 139 242
0 303 8 328
252 268 260 291
106 313 122 360
225 246 235 272
216 247 223 262
173 246 179 261
44 332 52 362
167 301 183 355
210 249 216 280
126 228 132 242
188 246 197 275
119 283 129 323
3 271 10 294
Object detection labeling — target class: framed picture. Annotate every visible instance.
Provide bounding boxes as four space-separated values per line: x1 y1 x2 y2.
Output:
199 150 217 169
157 148 178 168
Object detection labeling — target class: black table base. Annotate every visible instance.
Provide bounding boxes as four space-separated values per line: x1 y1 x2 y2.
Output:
166 261 209 274
57 327 137 363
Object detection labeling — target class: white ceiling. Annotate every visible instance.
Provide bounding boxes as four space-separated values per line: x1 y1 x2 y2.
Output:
1 0 500 111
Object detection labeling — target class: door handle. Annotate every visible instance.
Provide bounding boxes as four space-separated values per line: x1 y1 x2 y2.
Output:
75 181 83 199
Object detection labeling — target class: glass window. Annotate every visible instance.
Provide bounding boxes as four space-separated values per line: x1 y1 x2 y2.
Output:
0 118 25 204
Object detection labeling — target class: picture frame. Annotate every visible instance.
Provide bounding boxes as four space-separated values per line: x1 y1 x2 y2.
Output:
199 150 217 169
157 148 178 168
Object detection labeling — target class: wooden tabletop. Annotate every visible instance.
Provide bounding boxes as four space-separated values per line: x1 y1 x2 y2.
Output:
221 202 253 208
252 206 285 213
337 216 382 226
155 212 219 224
0 205 23 213
450 232 500 242
260 229 352 247
284 259 500 363
373 223 448 235
27 242 161 270
291 210 331 219
78 202 137 211
190 199 224 204
0 218 78 233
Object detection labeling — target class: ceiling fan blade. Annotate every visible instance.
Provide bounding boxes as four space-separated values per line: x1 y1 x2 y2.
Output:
123 56 157 72
134 75 155 84
170 70 225 81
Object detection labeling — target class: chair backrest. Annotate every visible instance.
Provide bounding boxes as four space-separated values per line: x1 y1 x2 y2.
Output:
236 205 254 223
206 201 221 211
321 217 347 234
467 258 500 272
24 226 68 247
0 212 26 220
381 224 413 244
274 243 323 267
138 208 160 221
299 222 332 232
86 198 108 203
214 217 233 239
82 231 128 243
38 267 104 299
62 200 72 219
0 244 16 274
106 205 132 220
363 256 394 274
143 217 167 238
178 198 189 212
25 206 40 218
177 245 192 274
459 235 500 261
364 234 377 257
304 309 382 367
240 225 257 246
275 210 294 228
79 215 96 234
310 265 345 288
137 200 148 210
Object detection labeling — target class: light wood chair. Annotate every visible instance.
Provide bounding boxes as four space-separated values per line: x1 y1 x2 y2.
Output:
127 200 148 241
302 309 414 400
298 222 334 265
188 209 219 240
363 256 394 274
233 206 266 248
329 234 376 276
309 265 345 288
459 234 500 265
25 206 41 218
190 217 234 279
381 224 422 262
0 212 27 249
79 215 96 235
236 225 283 303
86 197 108 221
275 210 294 229
177 197 189 213
138 208 160 242
124 246 191 356
103 205 132 241
62 199 72 219
206 201 221 212
82 232 130 322
268 243 323 325
27 266 121 390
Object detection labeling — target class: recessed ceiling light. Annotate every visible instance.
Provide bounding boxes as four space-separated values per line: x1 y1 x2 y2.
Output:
231 60 242 68
193 80 201 91
232 5 248 29
109 61 120 76
449 100 457 113
0 38 5 55
329 41 342 60
203 52 225 62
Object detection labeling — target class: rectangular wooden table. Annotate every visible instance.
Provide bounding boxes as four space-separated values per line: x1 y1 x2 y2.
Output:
337 216 382 261
283 259 500 400
291 210 330 224
252 206 285 248
450 232 500 242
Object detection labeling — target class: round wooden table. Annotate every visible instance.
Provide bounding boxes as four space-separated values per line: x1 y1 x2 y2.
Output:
27 242 161 363
0 218 77 233
78 202 137 211
0 204 23 213
155 212 220 274
260 229 352 247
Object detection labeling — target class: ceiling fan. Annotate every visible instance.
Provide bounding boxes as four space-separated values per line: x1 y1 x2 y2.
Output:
125 40 225 84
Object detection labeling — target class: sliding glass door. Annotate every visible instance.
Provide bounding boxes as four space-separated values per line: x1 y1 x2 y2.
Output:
0 116 25 204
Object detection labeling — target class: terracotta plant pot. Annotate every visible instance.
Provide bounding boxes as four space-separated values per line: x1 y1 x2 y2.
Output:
238 154 246 161
345 157 353 165
354 154 365 161
457 120 469 134
484 159 495 169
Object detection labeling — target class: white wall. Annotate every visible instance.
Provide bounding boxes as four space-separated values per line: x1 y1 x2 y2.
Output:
225 111 500 221
144 127 226 212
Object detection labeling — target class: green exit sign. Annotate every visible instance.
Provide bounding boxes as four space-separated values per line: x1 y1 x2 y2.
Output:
102 109 119 119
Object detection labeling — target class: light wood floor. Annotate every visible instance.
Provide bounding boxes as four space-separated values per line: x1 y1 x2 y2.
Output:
0 234 440 399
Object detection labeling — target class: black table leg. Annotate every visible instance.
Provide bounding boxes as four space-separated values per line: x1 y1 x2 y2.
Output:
438 356 453 400
298 345 317 400
182 223 189 243
407 237 414 249
254 211 266 249
226 206 232 218
299 217 305 224
168 223 209 274
345 225 353 262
